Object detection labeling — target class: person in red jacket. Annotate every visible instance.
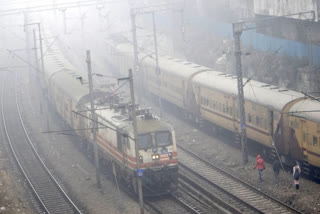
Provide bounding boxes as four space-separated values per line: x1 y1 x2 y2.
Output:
254 154 265 182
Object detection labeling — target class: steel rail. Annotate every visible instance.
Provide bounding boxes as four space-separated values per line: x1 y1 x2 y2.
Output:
145 194 203 214
1 71 82 214
178 144 303 214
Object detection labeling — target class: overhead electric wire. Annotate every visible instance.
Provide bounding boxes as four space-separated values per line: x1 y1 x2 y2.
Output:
93 79 128 110
42 126 109 134
0 0 111 13
0 0 119 17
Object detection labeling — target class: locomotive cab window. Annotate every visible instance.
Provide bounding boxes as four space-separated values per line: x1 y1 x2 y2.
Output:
137 134 152 150
155 131 172 147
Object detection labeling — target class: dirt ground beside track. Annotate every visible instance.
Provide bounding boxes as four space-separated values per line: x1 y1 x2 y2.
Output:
0 145 34 214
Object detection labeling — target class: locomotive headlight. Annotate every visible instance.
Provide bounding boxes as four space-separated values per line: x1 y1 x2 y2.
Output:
152 154 160 160
139 156 143 163
168 152 172 160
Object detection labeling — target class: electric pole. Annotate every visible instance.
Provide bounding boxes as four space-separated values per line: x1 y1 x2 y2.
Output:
32 29 40 71
86 50 101 188
32 28 43 115
119 69 144 214
23 12 31 75
25 23 45 73
130 4 182 107
61 8 67 34
130 11 139 71
152 12 162 117
130 10 140 103
232 10 315 165
233 29 248 165
152 12 159 74
129 69 144 214
37 23 45 74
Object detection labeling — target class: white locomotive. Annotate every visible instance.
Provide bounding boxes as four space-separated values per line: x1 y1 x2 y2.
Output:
43 39 178 195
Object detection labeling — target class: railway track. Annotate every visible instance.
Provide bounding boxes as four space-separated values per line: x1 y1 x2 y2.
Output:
1 71 82 214
145 194 204 214
177 144 303 214
113 165 209 214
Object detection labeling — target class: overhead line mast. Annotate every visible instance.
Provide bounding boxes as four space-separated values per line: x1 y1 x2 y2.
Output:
232 10 315 165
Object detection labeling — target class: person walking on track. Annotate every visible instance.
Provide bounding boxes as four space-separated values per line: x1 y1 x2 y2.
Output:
254 154 265 182
293 162 301 190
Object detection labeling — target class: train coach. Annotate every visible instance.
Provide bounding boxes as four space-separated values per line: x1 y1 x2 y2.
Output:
105 38 320 178
42 38 179 195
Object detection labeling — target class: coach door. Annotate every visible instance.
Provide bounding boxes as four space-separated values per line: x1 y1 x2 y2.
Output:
269 110 274 138
117 131 128 168
232 97 238 133
300 119 308 157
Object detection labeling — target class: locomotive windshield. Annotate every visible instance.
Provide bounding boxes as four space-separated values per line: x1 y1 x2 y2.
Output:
137 134 152 150
155 131 172 147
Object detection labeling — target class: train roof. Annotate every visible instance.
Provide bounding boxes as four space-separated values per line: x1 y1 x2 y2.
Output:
192 71 304 111
289 99 320 123
44 39 90 103
45 38 111 106
109 39 304 111
113 42 205 79
95 106 173 136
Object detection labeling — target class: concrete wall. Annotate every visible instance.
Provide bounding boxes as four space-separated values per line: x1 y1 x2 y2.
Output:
254 0 319 21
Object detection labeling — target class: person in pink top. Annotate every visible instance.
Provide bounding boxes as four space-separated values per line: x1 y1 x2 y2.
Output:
293 162 301 190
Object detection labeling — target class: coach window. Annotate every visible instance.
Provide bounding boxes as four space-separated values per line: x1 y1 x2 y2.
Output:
313 136 318 146
264 119 267 129
223 104 226 113
156 131 172 147
256 116 260 126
